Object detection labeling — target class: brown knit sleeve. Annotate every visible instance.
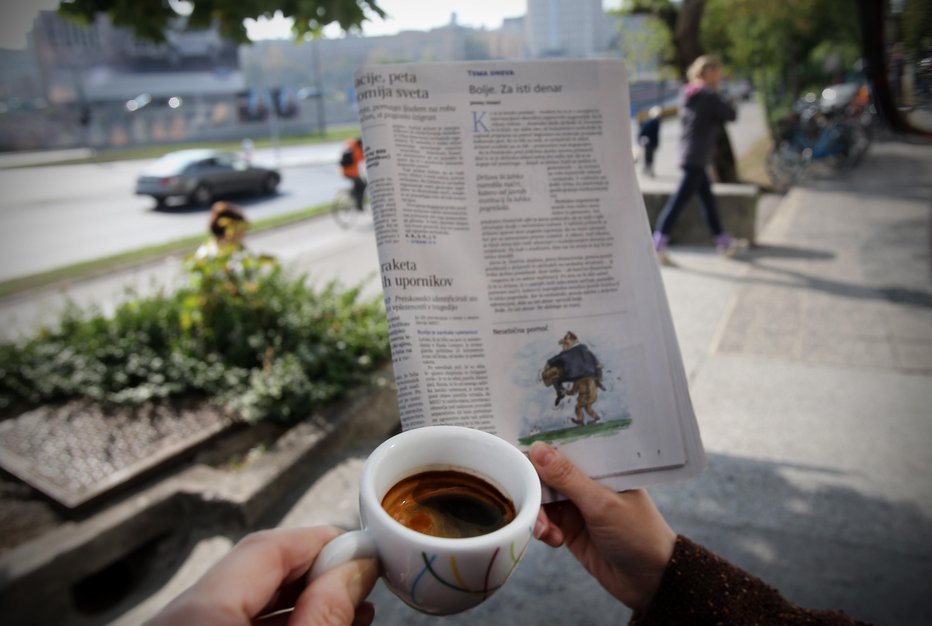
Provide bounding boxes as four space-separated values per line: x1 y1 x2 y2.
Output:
629 536 872 625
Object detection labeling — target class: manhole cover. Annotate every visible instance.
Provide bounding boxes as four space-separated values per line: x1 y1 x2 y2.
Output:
0 398 235 509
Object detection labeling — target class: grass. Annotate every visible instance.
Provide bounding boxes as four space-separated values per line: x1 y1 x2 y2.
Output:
518 419 632 446
9 127 360 168
0 203 332 300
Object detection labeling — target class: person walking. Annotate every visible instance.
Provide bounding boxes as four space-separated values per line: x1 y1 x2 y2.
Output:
637 106 662 178
653 54 746 266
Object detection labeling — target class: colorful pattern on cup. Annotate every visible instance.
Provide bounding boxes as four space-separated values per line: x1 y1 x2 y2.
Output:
409 531 533 605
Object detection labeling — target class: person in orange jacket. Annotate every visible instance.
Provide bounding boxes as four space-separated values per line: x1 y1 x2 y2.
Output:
340 137 366 211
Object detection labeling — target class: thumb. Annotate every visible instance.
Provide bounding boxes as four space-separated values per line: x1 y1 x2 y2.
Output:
529 442 612 519
290 558 378 626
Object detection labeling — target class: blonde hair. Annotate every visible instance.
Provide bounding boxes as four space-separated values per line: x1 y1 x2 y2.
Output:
686 54 722 82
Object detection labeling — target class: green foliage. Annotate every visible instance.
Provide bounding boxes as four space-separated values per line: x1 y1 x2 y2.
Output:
0 248 390 424
702 0 863 129
606 0 865 131
620 0 679 34
617 14 676 78
901 0 932 53
58 0 385 44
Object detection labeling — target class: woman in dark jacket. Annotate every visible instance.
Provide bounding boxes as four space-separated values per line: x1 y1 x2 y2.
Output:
653 54 747 266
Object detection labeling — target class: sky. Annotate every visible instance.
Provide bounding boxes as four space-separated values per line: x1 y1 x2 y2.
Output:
250 0 530 40
250 0 623 40
1 0 622 49
0 0 61 49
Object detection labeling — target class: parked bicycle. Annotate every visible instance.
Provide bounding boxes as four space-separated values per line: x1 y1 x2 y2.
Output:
767 85 872 192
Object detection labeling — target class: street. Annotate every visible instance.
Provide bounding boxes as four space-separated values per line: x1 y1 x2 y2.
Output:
0 101 765 285
0 144 348 282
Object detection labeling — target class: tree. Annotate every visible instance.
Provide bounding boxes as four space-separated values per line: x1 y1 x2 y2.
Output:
618 14 675 78
623 0 707 80
702 0 863 125
900 0 932 54
58 0 385 43
619 0 739 182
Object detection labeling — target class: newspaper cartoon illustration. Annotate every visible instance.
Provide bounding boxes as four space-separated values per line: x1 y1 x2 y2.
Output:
543 331 605 425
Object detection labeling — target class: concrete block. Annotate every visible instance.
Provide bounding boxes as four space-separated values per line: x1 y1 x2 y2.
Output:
0 368 400 626
642 181 759 245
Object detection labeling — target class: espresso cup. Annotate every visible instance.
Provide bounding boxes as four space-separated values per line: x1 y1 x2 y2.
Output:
309 425 541 615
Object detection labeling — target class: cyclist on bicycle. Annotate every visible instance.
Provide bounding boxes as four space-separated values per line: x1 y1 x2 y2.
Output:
340 137 366 212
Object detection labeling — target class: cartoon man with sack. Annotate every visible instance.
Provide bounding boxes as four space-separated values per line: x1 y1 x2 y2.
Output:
543 331 604 425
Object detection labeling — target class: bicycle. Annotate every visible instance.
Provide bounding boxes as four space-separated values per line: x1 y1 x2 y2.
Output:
331 188 363 229
767 97 871 192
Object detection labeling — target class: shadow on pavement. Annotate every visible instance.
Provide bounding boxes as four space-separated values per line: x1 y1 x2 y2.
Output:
655 452 932 626
742 243 836 262
803 147 932 204
19 442 928 625
149 190 286 214
358 451 931 626
677 252 932 312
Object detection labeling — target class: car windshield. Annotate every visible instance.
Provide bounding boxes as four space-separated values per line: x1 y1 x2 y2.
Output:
145 152 211 176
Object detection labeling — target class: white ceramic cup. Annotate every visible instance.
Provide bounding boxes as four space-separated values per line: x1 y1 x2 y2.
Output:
309 425 541 615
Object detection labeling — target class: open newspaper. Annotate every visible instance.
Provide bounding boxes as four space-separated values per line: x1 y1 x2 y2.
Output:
355 59 704 496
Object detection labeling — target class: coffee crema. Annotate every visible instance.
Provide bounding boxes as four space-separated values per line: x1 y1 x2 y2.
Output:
381 469 516 539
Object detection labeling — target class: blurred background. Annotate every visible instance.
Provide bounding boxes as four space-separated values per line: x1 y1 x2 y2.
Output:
3 0 912 153
1 2 931 625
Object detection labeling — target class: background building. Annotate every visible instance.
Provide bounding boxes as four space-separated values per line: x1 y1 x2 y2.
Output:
525 0 606 58
0 4 662 151
1 11 249 150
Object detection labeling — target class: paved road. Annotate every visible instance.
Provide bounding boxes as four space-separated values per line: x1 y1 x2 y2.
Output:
0 143 349 282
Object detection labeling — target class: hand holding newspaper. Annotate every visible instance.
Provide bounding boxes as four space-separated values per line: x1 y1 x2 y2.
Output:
355 60 704 498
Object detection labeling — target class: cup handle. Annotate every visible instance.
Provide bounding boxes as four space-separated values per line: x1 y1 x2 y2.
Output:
309 529 378 580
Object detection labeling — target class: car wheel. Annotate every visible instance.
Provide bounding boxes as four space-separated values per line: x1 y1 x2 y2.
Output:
261 174 279 196
154 197 168 210
191 184 213 206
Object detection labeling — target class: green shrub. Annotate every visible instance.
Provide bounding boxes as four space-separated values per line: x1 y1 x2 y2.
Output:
0 248 390 424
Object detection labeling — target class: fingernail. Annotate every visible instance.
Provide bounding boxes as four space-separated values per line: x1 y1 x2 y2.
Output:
533 517 547 539
529 441 555 467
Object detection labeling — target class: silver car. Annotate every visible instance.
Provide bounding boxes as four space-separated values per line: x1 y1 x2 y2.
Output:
135 149 280 207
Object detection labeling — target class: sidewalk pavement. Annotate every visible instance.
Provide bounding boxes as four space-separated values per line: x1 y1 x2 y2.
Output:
0 147 96 169
98 138 932 626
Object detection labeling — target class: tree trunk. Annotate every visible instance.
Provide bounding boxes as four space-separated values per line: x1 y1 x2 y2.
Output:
673 0 707 80
712 124 738 182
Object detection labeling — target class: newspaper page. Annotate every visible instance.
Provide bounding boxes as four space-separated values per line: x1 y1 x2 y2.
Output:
355 59 704 494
